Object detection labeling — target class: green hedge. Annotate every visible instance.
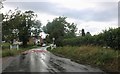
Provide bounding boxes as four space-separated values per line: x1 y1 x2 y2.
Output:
63 28 120 50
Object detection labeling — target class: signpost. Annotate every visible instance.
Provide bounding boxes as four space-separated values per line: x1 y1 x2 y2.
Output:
50 38 56 50
52 38 55 44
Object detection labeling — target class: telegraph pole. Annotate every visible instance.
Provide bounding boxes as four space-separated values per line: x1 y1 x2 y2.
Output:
0 14 2 43
0 1 3 73
0 1 3 43
118 1 120 27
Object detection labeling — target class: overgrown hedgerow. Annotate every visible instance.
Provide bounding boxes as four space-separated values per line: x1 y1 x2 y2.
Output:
48 45 119 72
63 28 120 50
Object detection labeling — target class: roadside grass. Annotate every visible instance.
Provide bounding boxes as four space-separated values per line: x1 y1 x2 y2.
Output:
1 43 40 57
48 45 119 72
0 43 11 49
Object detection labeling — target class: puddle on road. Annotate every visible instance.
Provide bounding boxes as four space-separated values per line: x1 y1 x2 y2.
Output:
49 57 66 72
49 61 66 72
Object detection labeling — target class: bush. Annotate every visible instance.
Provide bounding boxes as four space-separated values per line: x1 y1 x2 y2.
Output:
63 28 120 50
1 43 11 50
2 49 15 57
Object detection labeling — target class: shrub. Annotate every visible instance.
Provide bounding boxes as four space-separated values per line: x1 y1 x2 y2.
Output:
63 28 120 50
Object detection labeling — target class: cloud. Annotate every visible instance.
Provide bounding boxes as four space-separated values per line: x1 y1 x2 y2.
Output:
35 13 57 26
75 20 118 35
2 1 118 35
5 0 119 2
4 2 117 22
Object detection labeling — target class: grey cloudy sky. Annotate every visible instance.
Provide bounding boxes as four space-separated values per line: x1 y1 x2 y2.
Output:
1 0 118 36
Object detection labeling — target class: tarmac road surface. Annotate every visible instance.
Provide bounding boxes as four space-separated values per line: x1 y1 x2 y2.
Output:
2 47 104 74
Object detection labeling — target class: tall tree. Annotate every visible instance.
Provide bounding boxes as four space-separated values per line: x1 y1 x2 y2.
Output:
31 20 42 36
43 16 77 46
2 9 41 47
18 10 37 46
44 17 66 46
64 23 77 38
2 9 22 42
82 29 85 36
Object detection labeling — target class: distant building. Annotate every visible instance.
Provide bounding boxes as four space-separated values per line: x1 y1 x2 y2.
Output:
28 36 43 46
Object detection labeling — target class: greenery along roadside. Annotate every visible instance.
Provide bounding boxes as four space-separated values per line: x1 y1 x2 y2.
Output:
1 43 40 57
47 46 119 72
63 28 120 50
43 16 119 50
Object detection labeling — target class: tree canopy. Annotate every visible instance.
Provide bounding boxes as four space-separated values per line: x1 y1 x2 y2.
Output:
42 16 77 46
2 9 42 46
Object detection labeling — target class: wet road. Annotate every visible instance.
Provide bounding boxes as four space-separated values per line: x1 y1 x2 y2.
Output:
2 47 104 73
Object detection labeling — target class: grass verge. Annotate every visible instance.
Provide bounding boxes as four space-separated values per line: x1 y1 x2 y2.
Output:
47 45 119 72
1 44 40 57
